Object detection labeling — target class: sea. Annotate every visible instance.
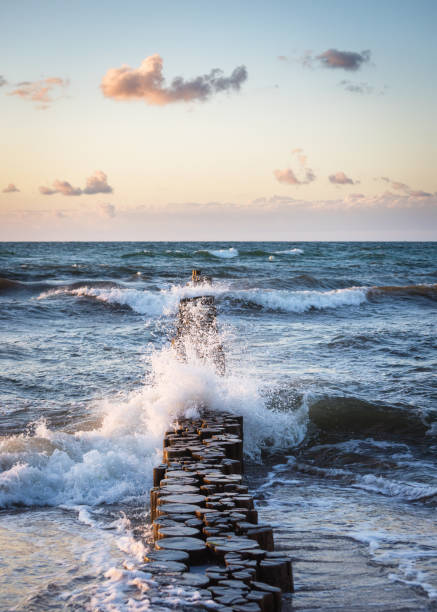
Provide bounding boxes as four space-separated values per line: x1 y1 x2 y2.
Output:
0 241 436 611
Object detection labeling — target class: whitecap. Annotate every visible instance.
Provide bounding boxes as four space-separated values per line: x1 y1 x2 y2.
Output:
274 248 304 255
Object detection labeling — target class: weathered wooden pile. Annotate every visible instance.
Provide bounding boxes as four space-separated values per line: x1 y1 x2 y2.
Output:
144 273 293 610
146 410 293 611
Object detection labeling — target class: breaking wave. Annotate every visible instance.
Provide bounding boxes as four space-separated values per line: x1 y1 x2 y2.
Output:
0 345 308 508
274 248 304 255
34 282 437 316
196 247 239 259
37 283 369 315
239 286 367 312
308 397 429 439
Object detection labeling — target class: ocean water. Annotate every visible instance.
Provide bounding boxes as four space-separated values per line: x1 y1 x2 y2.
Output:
0 241 436 610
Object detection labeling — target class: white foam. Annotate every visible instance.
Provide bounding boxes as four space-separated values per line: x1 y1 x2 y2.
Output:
197 247 239 258
0 340 308 507
389 561 437 601
241 286 368 313
274 248 304 255
38 283 369 316
353 474 437 501
37 281 232 317
349 527 437 601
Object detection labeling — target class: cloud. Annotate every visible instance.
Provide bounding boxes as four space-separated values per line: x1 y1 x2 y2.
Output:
329 171 356 185
339 80 374 94
274 166 316 186
274 148 316 186
274 168 301 185
8 77 69 108
2 183 19 193
39 180 81 196
100 54 248 105
98 202 116 218
39 186 58 195
3 191 436 241
378 177 432 198
0 76 7 87
39 171 113 196
83 171 113 194
300 49 371 71
317 49 370 71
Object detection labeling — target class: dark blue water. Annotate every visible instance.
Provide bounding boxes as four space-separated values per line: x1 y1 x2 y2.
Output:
1 241 436 609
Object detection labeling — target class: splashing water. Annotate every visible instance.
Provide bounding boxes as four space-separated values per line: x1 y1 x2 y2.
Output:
0 300 308 508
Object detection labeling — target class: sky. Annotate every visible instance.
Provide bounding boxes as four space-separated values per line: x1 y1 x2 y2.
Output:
1 0 436 240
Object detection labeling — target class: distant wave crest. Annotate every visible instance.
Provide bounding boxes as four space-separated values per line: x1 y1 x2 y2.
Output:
195 247 239 259
274 248 304 255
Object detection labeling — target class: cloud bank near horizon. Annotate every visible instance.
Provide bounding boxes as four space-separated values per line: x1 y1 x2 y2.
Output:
380 177 432 198
100 54 248 105
3 191 435 241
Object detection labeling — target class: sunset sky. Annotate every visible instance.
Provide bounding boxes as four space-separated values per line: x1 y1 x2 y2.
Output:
1 0 436 240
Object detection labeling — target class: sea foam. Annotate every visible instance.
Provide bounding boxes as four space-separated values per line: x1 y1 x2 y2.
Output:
274 248 304 255
196 247 239 258
0 344 307 508
38 283 369 316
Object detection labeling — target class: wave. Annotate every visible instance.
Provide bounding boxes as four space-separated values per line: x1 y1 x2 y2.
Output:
38 283 366 316
195 247 239 259
352 474 437 502
35 281 436 318
1 278 123 296
274 248 304 255
37 281 233 316
294 460 437 503
37 282 369 317
0 346 307 508
0 277 23 293
308 397 429 440
120 250 153 259
369 284 437 301
237 286 367 312
241 248 270 257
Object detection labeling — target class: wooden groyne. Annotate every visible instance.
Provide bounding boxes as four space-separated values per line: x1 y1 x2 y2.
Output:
145 272 293 611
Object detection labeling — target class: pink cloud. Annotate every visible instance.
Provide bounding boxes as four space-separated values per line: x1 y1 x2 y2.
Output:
2 183 19 193
274 148 316 186
274 168 301 185
100 54 247 105
39 186 58 195
39 171 113 197
83 171 113 194
39 180 81 196
9 77 69 107
329 171 356 185
379 177 432 198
